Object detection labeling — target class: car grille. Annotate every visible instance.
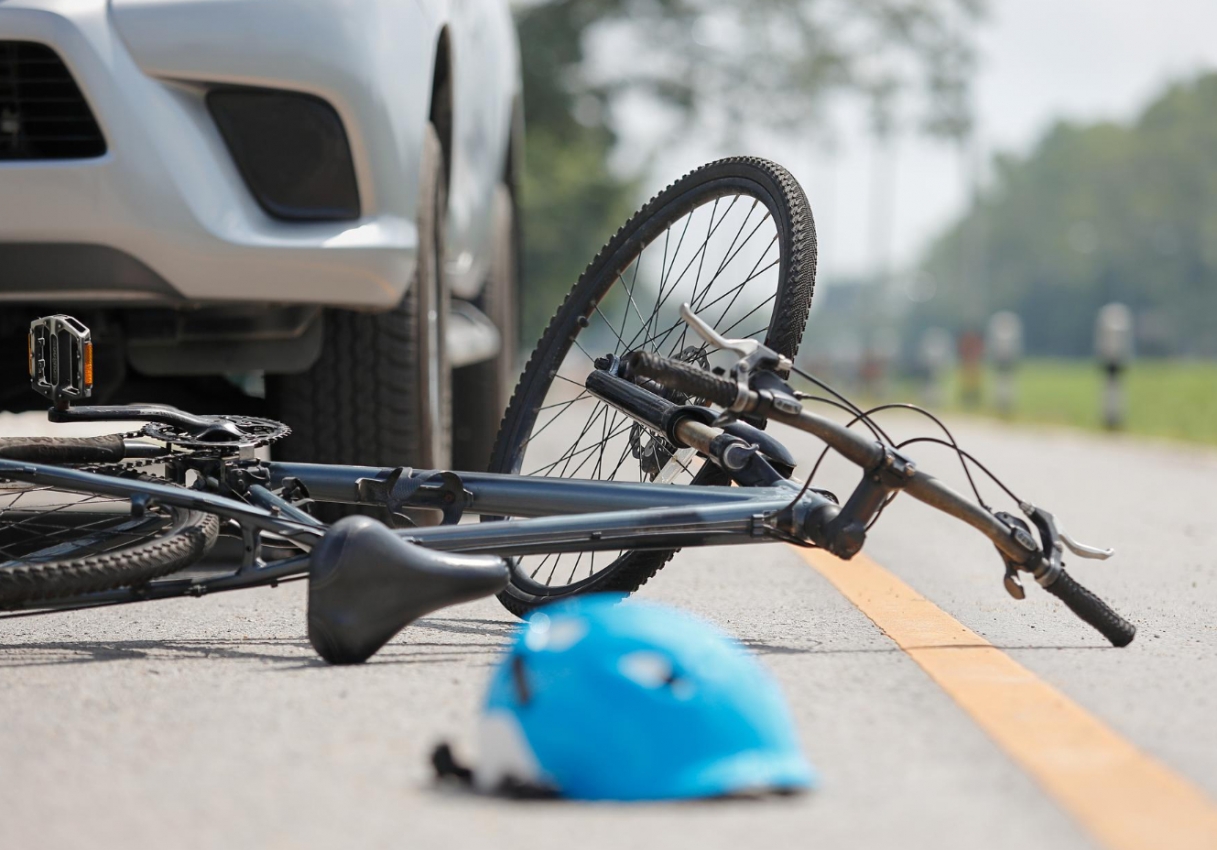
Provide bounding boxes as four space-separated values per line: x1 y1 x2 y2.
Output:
0 41 106 160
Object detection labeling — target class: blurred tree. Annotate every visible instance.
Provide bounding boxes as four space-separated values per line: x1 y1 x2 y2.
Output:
515 2 637 340
911 72 1217 357
515 0 984 341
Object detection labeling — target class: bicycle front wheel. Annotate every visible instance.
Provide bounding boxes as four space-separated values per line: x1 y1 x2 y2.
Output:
488 157 816 616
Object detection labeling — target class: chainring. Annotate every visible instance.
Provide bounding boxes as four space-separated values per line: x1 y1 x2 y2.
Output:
141 415 291 452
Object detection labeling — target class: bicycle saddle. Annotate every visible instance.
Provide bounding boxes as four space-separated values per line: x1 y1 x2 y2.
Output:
307 516 508 664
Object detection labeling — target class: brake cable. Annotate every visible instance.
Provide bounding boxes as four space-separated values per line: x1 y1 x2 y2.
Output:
773 364 1028 527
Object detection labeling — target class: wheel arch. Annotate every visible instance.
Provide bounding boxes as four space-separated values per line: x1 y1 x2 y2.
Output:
429 26 454 190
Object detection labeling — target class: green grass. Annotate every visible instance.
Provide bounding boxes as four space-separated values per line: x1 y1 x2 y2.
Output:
934 359 1217 444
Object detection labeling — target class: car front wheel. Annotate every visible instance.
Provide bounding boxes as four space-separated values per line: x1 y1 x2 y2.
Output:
268 123 452 483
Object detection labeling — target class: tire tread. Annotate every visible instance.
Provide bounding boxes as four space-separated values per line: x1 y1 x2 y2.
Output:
0 510 220 607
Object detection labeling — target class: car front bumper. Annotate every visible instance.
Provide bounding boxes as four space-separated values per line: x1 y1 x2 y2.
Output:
0 0 425 310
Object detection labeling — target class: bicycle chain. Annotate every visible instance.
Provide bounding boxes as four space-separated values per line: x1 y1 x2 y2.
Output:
78 436 203 476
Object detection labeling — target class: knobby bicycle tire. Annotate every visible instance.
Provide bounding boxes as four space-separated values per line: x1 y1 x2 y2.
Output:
488 157 816 617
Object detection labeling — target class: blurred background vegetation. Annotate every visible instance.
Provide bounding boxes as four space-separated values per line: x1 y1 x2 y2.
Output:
798 67 1217 443
514 0 982 339
513 1 1217 444
911 72 1217 358
948 360 1217 442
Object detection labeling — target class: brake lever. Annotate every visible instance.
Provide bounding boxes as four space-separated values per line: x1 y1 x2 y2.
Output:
678 303 792 415
1020 502 1114 561
679 303 792 374
1059 531 1114 560
993 503 1115 601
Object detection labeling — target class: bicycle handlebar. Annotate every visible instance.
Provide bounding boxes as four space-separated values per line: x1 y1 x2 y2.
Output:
626 352 741 409
1042 569 1136 647
625 350 1137 647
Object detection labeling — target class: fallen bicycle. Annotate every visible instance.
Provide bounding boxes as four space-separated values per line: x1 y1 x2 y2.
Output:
0 159 1135 662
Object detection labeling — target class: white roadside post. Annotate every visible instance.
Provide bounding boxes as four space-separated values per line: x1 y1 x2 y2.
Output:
1094 303 1133 430
919 327 954 408
835 332 864 393
866 329 900 400
987 311 1023 417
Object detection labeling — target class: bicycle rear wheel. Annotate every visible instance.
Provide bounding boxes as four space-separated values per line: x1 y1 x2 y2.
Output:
0 475 220 607
488 157 816 616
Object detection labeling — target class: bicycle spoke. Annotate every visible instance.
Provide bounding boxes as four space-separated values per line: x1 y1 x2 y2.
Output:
632 259 779 361
592 303 633 355
557 402 618 479
0 483 174 568
652 228 774 353
587 408 621 481
606 427 640 480
718 292 778 339
566 551 584 585
619 254 649 348
702 241 779 327
541 402 610 478
516 392 595 453
526 413 635 478
569 419 631 480
628 200 739 353
536 392 591 413
530 553 554 580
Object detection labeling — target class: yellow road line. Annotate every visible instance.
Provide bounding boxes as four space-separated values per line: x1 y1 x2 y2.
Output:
798 548 1217 850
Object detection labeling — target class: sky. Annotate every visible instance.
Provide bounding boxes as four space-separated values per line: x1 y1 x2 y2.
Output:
623 0 1217 285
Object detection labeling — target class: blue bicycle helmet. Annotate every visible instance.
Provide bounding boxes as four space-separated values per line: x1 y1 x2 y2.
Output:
455 595 815 800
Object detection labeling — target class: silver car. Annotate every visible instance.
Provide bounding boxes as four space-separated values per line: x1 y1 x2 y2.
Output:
0 0 522 472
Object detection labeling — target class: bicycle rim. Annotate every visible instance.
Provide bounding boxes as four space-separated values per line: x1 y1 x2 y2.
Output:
489 158 816 614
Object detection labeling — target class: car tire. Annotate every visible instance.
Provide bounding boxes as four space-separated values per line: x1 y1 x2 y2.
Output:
267 123 451 489
452 183 519 472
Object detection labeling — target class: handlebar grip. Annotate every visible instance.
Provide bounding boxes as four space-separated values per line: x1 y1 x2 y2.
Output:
1044 570 1136 647
625 352 739 408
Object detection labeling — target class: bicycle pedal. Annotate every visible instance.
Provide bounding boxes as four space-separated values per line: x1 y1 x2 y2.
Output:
29 315 93 407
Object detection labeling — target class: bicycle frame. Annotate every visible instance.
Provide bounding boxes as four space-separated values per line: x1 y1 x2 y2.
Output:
271 463 818 556
0 456 833 612
0 345 840 613
0 354 1137 650
0 309 1138 651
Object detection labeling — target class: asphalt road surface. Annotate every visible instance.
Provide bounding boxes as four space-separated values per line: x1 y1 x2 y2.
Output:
1 410 1215 850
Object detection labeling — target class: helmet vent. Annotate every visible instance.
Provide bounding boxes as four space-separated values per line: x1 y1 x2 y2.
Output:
618 651 675 689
